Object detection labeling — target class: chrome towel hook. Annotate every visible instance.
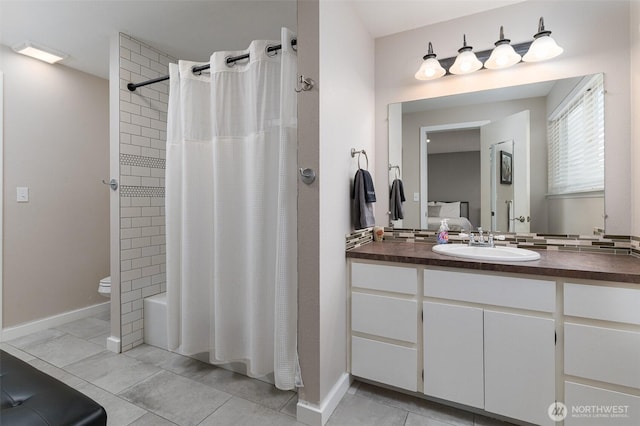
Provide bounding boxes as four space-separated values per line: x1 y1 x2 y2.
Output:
102 178 118 191
299 168 316 184
295 75 315 93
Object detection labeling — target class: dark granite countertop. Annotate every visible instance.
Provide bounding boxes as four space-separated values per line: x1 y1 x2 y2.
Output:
346 241 640 284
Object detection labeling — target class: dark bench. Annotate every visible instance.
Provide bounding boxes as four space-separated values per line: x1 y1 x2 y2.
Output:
1 349 107 425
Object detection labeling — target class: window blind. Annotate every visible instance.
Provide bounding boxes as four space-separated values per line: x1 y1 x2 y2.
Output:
547 74 604 195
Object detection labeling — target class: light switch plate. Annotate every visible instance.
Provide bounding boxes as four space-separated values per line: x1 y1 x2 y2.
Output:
413 192 420 202
17 187 29 203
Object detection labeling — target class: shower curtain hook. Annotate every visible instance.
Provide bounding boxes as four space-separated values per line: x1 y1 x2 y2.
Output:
295 75 314 93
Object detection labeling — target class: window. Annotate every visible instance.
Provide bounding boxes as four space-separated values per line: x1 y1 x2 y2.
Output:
547 74 604 195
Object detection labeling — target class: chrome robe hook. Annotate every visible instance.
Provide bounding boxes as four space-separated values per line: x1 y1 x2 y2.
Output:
102 178 118 191
295 75 315 92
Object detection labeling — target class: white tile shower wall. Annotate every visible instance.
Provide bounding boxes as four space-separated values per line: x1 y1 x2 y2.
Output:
119 33 174 351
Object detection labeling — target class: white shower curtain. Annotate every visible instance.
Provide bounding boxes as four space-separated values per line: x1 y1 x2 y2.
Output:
165 28 298 390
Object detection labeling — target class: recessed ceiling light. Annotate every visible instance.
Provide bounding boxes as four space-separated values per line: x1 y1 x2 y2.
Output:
12 41 67 64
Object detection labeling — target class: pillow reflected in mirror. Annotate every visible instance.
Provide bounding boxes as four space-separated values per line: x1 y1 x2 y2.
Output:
434 201 461 218
428 205 442 217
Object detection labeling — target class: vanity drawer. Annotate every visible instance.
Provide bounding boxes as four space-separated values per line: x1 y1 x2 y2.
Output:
564 283 640 325
424 269 555 312
565 323 640 389
564 382 640 426
351 336 417 391
351 262 417 295
352 292 417 343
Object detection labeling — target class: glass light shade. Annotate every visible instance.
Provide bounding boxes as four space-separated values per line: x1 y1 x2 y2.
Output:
485 43 522 69
522 35 563 62
415 57 446 80
449 49 482 75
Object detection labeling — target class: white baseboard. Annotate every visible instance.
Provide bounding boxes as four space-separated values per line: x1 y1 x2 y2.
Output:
297 373 351 426
106 336 121 353
0 301 110 342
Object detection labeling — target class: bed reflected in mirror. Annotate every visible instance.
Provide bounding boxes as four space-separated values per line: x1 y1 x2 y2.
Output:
426 201 473 231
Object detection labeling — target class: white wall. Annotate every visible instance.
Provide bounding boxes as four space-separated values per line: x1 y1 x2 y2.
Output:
375 0 632 235
1 46 109 327
116 34 172 352
632 0 640 237
388 103 403 227
296 0 322 407
319 0 374 406
547 196 604 235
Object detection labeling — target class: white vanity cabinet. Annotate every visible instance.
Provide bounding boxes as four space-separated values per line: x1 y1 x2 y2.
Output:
423 269 556 426
563 283 640 425
350 262 418 391
349 258 640 426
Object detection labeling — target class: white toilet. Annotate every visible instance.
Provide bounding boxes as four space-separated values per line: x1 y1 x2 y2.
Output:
98 276 111 297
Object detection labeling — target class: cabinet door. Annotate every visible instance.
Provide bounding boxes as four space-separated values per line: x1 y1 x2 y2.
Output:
423 302 484 408
484 310 555 426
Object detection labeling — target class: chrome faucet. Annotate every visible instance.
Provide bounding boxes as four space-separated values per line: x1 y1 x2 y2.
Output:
468 227 495 247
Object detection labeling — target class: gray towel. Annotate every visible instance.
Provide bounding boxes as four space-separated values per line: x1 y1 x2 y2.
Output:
351 169 376 202
361 169 376 202
390 179 405 220
352 170 376 229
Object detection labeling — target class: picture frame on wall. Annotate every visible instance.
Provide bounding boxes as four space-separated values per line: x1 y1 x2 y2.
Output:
500 151 512 185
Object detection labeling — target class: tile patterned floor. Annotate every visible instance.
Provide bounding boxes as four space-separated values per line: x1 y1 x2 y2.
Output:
1 314 516 426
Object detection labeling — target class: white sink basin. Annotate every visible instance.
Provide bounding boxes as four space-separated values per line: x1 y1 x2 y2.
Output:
432 244 541 261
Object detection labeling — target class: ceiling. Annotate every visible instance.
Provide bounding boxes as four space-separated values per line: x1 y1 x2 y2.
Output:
1 0 526 80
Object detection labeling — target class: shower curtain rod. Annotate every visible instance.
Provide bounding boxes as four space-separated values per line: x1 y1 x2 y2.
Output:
127 38 297 92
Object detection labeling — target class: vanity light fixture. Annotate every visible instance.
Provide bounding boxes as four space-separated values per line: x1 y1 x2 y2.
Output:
522 17 564 62
484 26 521 70
414 17 563 81
449 35 483 75
415 42 446 80
12 41 67 64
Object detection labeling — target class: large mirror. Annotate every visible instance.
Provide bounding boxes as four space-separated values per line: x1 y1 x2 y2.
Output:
388 74 605 235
